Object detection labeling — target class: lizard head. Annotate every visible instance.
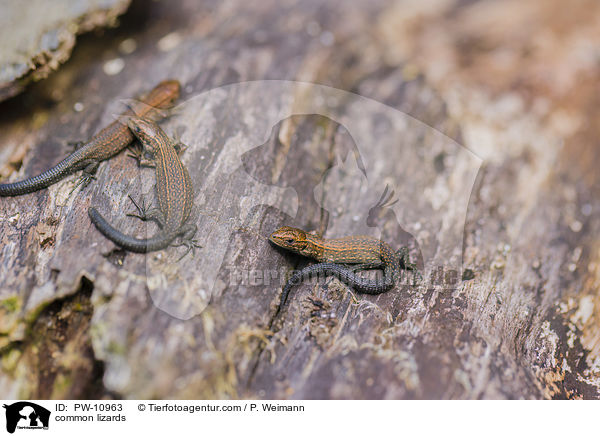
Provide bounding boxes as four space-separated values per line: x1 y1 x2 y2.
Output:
127 117 164 153
268 226 312 257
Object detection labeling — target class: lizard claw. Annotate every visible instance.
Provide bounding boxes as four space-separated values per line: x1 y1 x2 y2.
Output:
127 146 143 163
67 172 95 196
397 248 416 269
175 238 202 261
396 246 422 282
127 194 148 220
127 145 155 167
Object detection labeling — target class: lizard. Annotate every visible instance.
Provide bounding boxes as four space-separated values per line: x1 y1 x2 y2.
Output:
268 226 417 316
88 118 198 256
0 79 180 196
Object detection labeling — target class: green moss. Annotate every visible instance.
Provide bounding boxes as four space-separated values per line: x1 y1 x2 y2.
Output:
106 340 126 356
1 347 22 372
52 373 73 398
24 300 51 325
1 297 21 313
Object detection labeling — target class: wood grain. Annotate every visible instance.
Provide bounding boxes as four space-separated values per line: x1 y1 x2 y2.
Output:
0 0 598 399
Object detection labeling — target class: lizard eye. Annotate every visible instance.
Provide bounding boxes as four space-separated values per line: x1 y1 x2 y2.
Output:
285 238 295 245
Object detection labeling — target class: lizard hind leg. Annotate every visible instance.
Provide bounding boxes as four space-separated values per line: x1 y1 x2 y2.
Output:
127 194 165 227
172 224 201 261
171 125 188 155
396 246 423 282
396 247 414 269
80 161 100 186
67 160 99 196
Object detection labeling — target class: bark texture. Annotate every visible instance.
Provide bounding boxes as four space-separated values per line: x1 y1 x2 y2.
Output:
0 0 598 399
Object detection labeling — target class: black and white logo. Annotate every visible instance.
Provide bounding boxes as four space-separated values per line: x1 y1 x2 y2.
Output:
3 402 50 433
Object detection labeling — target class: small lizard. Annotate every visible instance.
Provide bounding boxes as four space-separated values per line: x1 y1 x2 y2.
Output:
269 226 416 315
88 118 198 255
0 80 180 196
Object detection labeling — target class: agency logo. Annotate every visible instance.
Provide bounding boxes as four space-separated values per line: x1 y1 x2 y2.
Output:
2 402 50 433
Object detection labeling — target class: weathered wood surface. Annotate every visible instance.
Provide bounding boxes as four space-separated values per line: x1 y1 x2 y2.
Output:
0 0 599 399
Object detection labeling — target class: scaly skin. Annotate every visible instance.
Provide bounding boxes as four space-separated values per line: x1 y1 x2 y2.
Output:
88 118 198 256
269 226 415 315
0 80 181 196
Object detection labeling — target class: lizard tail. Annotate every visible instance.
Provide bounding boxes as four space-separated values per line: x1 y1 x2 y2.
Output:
276 263 395 317
88 207 179 253
0 156 77 196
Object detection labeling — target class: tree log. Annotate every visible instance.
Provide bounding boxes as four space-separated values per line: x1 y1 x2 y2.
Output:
0 0 598 399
